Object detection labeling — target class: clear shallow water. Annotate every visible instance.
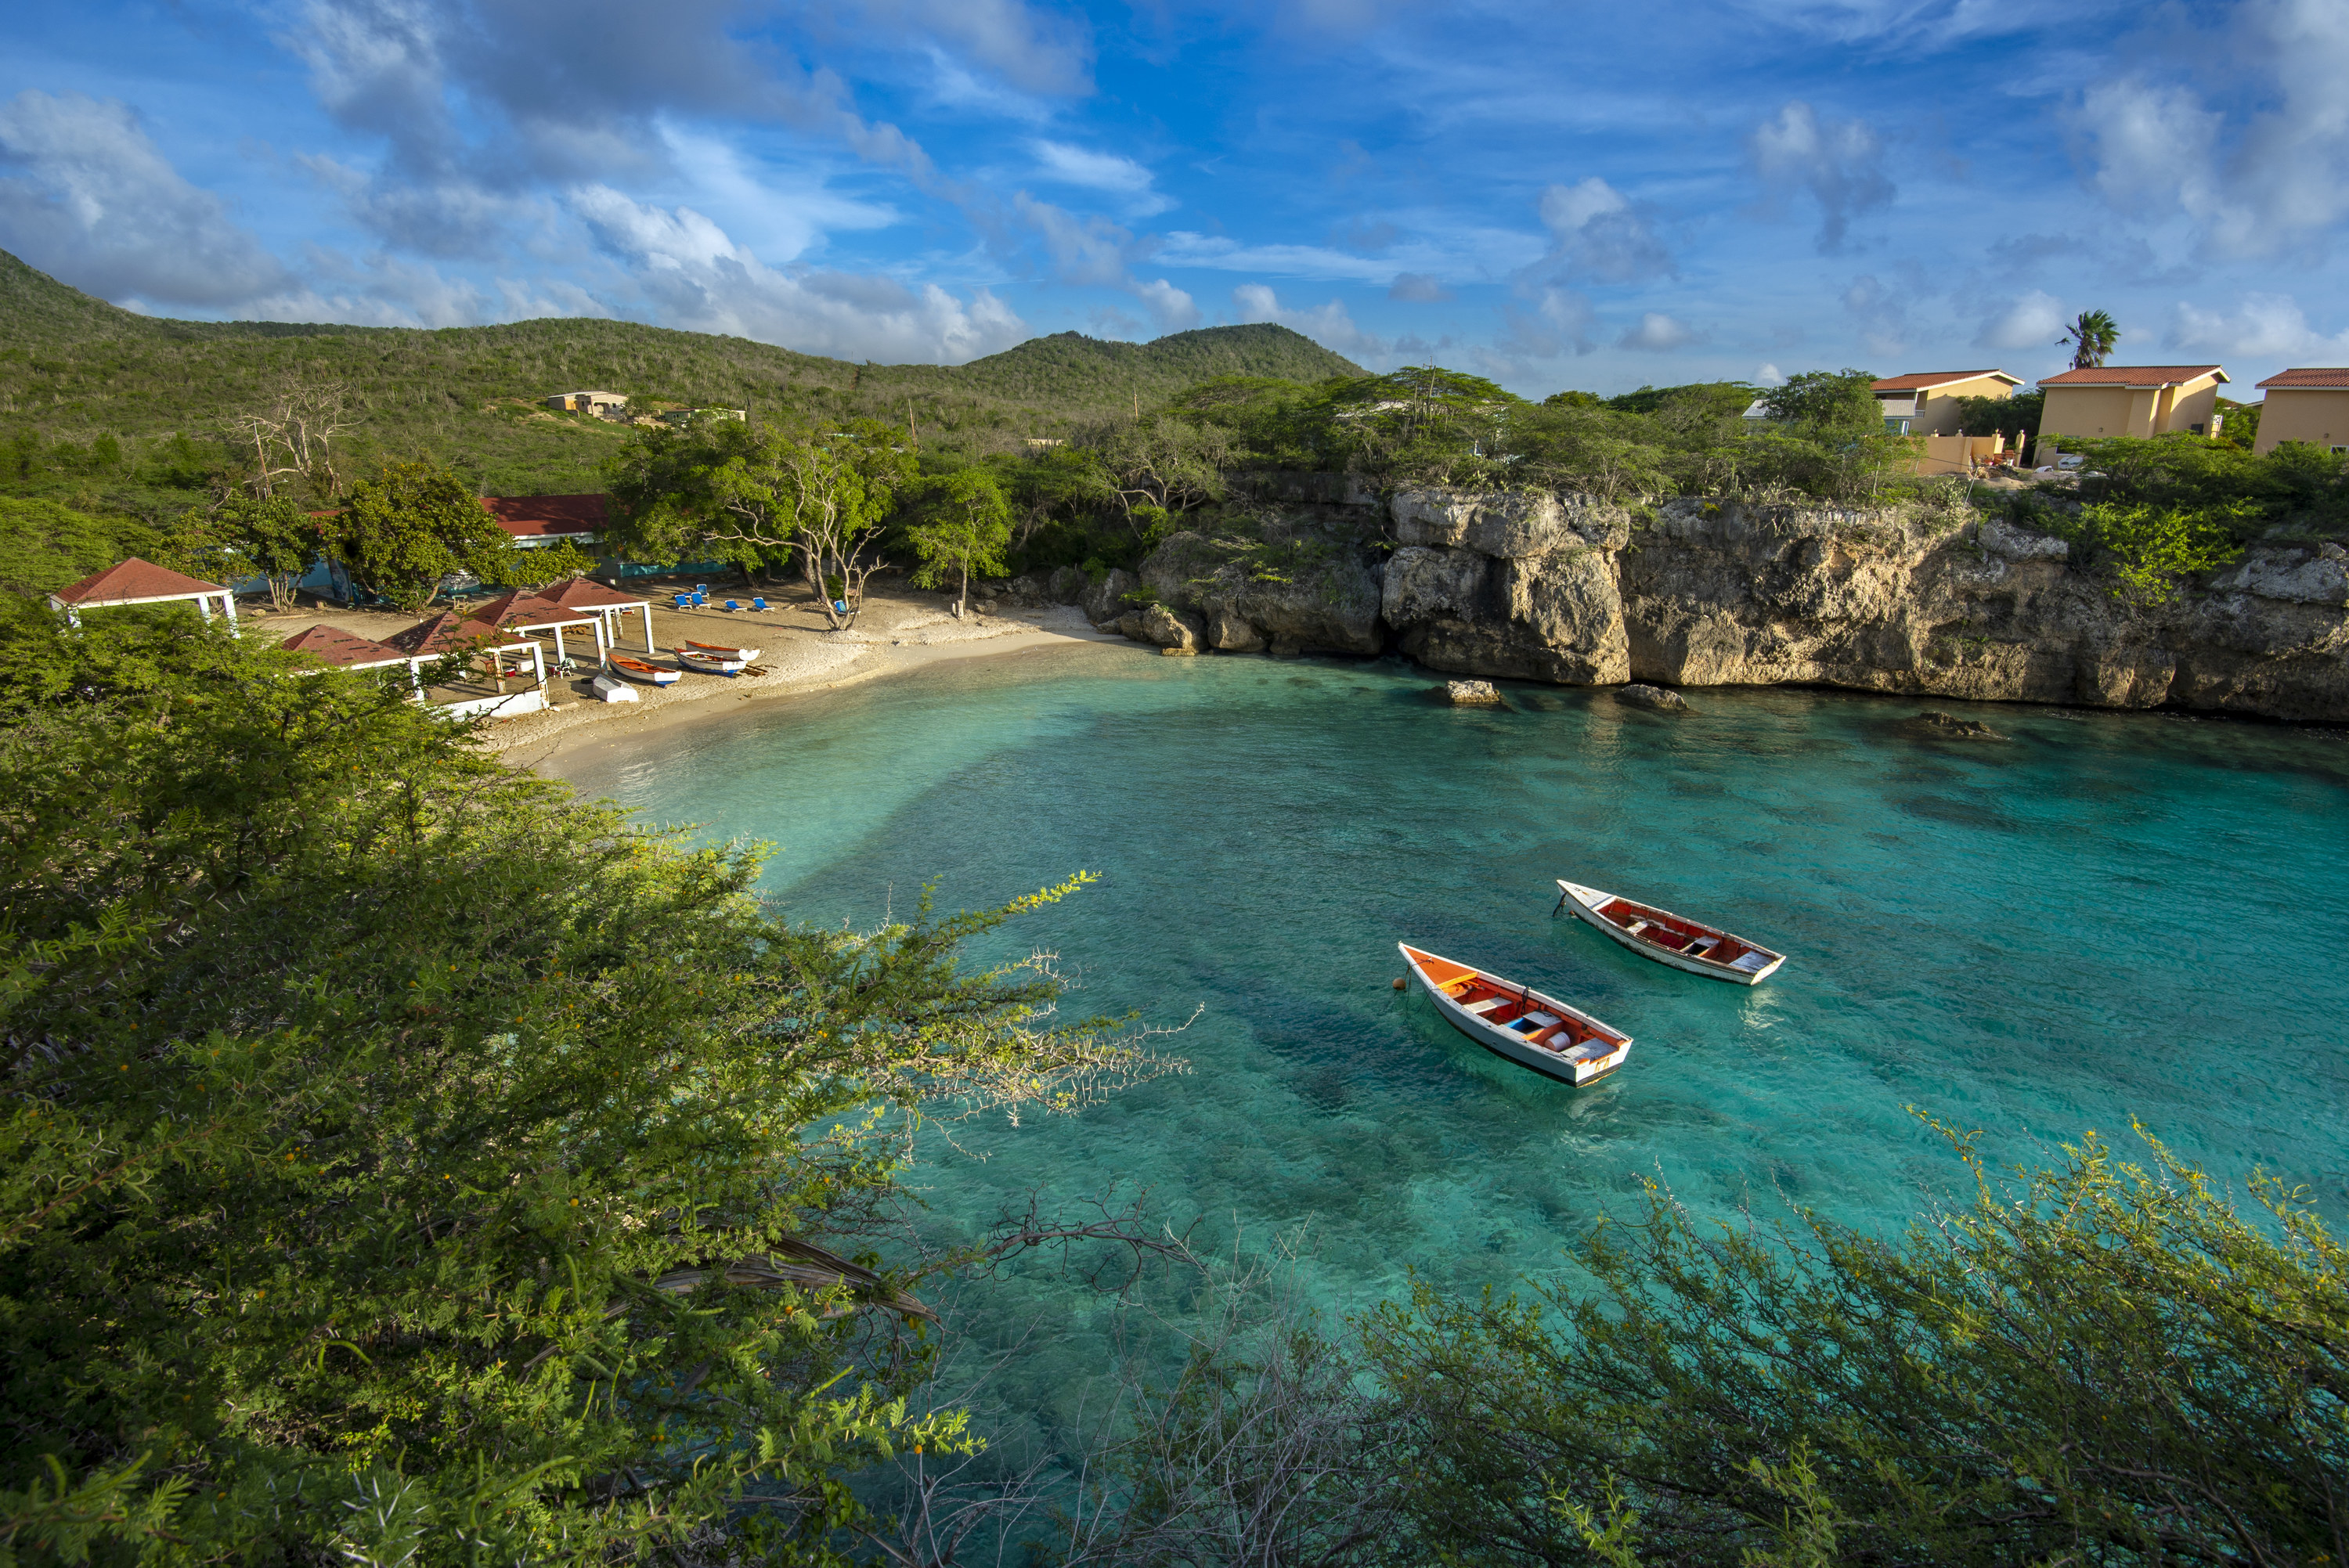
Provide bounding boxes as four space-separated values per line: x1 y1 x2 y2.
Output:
557 643 2349 1460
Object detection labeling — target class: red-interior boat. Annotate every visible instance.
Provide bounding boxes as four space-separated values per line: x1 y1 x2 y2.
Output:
1398 943 1633 1087
1554 879 1786 985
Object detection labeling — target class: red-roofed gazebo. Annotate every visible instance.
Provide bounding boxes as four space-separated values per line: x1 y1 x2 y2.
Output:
49 557 239 629
279 624 413 670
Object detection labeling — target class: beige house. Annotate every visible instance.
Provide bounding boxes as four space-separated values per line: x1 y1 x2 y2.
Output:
2252 368 2349 454
1870 369 2021 435
544 391 629 416
2036 365 2229 450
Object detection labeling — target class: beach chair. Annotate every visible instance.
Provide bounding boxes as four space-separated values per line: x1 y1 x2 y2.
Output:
752 597 767 611
691 590 706 606
673 594 692 610
723 600 739 612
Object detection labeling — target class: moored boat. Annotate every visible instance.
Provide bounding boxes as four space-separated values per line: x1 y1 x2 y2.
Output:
608 654 681 687
1553 880 1786 985
1397 943 1632 1086
676 640 760 675
590 672 638 703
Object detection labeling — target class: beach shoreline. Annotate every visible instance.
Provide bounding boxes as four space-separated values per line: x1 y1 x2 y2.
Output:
509 599 1124 780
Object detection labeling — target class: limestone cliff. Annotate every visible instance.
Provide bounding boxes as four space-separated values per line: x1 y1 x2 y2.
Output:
1004 482 2349 721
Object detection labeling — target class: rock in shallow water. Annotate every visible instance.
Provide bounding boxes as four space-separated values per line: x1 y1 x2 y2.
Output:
1913 710 2005 739
1446 679 1503 705
1618 683 1691 712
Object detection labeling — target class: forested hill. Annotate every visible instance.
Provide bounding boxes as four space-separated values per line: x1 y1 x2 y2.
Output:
0 248 1360 499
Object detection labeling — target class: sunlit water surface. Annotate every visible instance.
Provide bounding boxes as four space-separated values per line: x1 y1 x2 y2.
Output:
553 643 2349 1472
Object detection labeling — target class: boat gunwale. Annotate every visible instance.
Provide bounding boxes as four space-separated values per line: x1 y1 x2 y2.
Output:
1555 879 1785 985
1398 943 1632 1086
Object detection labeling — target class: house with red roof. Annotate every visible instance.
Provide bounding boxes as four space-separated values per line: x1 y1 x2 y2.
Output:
1869 370 2022 435
2037 365 2230 449
483 494 605 550
2251 369 2349 456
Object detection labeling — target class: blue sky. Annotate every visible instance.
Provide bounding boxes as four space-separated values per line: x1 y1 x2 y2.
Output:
3 0 2347 396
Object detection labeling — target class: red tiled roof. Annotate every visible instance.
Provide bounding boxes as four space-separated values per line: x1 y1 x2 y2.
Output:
482 494 605 538
1871 369 2020 392
2038 365 2228 388
464 589 590 628
536 578 645 610
52 557 232 605
387 611 507 656
279 625 411 668
2255 367 2349 390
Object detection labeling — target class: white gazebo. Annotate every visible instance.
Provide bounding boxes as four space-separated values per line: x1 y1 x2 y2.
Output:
51 558 239 628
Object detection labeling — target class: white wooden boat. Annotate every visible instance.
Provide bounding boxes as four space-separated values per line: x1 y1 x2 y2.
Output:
590 672 638 703
676 640 760 675
1554 880 1786 985
608 654 680 687
1398 943 1632 1087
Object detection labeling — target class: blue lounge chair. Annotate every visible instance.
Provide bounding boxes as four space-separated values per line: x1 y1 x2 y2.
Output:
673 593 692 610
723 599 739 612
691 590 706 606
751 597 767 611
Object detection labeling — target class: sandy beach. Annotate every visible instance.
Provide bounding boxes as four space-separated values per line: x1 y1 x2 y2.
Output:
251 579 1121 775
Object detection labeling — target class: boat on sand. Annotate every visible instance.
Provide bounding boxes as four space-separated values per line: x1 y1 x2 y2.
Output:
608 654 680 687
1398 943 1632 1086
590 672 638 703
677 640 760 675
1553 880 1786 985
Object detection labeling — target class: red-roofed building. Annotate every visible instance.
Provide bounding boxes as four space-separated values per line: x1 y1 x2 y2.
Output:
388 611 507 657
49 557 239 628
532 576 658 655
2251 369 2349 456
460 589 606 665
2037 365 2230 447
1868 370 2022 435
279 624 413 670
483 494 605 548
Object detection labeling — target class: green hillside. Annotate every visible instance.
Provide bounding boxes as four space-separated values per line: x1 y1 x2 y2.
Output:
0 249 1359 508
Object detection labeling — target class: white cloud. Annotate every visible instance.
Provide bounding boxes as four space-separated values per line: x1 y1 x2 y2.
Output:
1387 272 1449 301
1029 139 1172 214
1975 290 2066 351
1013 191 1131 285
1755 362 1788 386
2168 292 2349 359
1231 281 1385 359
1536 176 1672 282
2075 0 2349 259
846 0 1095 96
572 185 1027 362
1747 101 1894 252
1616 312 1695 351
1157 229 1543 284
1134 277 1200 331
1499 286 1597 359
1841 273 1908 355
0 90 290 308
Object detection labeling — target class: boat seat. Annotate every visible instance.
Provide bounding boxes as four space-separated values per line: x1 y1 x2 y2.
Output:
1729 950 1773 973
1463 997 1507 1016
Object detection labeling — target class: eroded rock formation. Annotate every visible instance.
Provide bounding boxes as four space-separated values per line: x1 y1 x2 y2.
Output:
999 484 2349 721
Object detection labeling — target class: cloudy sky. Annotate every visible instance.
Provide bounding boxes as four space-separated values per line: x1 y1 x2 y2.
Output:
3 0 2347 395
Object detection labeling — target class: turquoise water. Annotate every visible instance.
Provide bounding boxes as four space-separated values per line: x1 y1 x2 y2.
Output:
556 643 2349 1461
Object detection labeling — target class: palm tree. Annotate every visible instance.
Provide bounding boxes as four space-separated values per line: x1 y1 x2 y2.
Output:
2061 309 2120 369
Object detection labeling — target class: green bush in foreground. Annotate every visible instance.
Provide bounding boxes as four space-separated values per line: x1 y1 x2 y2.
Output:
0 602 1153 1564
1360 1123 2347 1566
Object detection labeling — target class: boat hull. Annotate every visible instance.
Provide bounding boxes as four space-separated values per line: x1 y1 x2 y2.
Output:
608 659 680 687
677 642 758 675
590 673 638 703
1398 943 1631 1087
1556 880 1784 985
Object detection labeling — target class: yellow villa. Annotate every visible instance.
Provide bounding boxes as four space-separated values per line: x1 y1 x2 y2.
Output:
2252 369 2349 455
1869 369 2021 435
2036 365 2230 450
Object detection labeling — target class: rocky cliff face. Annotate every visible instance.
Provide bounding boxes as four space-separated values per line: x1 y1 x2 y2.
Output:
1004 484 2349 721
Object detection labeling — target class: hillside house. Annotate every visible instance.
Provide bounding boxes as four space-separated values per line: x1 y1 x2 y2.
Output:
1871 370 2021 435
544 391 628 416
483 493 604 550
2037 365 2230 449
2252 369 2349 455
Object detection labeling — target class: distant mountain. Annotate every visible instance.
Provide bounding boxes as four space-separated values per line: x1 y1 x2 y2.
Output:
0 250 1360 497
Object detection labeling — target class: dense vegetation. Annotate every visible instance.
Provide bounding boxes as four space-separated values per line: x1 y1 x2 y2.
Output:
0 247 1356 513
